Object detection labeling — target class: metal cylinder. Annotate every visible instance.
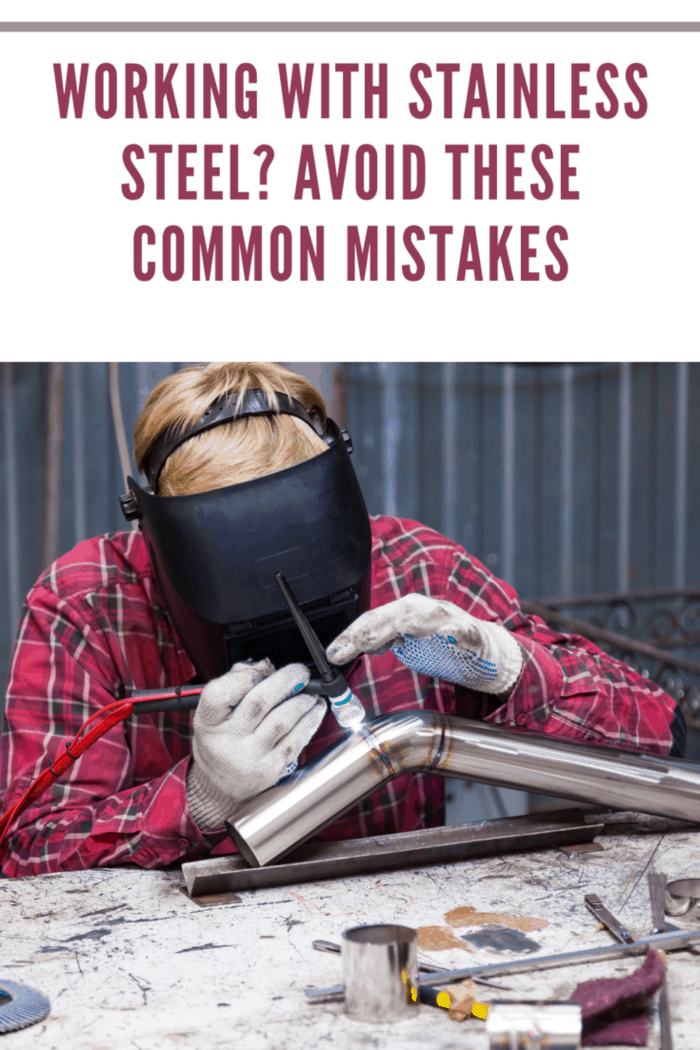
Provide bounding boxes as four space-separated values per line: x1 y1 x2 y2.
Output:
342 924 418 1024
486 1000 582 1049
228 711 700 867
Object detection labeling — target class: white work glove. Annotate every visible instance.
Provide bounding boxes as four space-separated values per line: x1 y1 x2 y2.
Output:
326 593 523 695
186 658 326 832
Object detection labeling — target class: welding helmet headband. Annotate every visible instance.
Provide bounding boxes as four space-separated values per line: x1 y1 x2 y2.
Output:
120 390 372 682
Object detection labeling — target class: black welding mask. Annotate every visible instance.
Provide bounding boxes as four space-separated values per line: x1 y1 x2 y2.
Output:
119 390 372 683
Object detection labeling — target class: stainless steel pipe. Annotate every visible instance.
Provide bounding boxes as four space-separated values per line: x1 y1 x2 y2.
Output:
342 924 418 1023
228 711 700 867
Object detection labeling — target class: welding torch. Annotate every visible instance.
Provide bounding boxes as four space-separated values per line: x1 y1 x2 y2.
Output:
127 573 366 729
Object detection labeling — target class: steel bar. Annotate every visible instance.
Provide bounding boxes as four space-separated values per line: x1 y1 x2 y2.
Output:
184 809 601 897
584 893 635 944
310 940 510 988
522 601 700 676
524 587 700 609
229 710 700 868
305 928 700 1002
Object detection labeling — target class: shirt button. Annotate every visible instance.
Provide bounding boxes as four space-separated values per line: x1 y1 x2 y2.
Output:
516 714 527 726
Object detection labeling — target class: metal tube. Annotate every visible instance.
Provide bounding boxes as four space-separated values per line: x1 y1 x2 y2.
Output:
228 711 700 868
342 925 418 1023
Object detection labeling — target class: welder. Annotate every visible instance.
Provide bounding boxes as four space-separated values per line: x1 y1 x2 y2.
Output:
0 362 685 877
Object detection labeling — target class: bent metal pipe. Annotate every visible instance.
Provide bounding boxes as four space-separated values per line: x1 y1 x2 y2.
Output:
227 711 700 868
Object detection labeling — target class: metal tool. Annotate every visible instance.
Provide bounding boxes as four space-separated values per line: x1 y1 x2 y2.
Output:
584 893 635 944
274 573 366 728
128 574 365 730
181 809 602 898
0 980 51 1033
228 707 700 868
648 872 674 1050
342 925 419 1023
305 927 700 1002
310 939 510 989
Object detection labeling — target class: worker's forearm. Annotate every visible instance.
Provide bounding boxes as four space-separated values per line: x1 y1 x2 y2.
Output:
1 758 203 878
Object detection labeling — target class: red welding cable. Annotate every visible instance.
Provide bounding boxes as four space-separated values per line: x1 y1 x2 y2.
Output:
0 698 135 848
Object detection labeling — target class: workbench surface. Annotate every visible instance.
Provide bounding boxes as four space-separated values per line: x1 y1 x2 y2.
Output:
2 812 699 1050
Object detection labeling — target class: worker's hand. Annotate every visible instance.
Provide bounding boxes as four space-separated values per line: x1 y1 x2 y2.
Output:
186 659 326 832
326 593 523 695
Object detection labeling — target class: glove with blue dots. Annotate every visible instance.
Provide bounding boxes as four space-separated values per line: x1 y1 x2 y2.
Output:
326 593 523 695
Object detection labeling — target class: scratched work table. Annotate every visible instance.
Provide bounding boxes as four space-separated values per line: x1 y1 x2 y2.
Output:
2 812 699 1050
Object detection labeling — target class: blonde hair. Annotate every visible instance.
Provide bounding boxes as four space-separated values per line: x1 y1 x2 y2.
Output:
134 362 328 496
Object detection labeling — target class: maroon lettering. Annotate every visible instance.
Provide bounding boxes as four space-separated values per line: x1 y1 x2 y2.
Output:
364 63 388 118
429 226 453 281
53 63 89 118
520 225 539 281
402 226 425 281
95 63 117 119
125 64 148 118
408 64 432 118
231 226 262 280
163 225 185 281
204 145 223 200
506 145 525 200
464 64 490 118
155 64 179 118
571 63 590 118
347 226 378 280
178 145 197 200
545 225 568 280
300 227 325 281
122 144 145 200
489 226 514 280
561 145 579 200
445 144 469 199
596 63 619 119
456 227 483 280
133 225 155 281
294 145 321 199
625 63 648 119
192 226 223 280
279 63 314 118
435 63 460 118
148 144 172 200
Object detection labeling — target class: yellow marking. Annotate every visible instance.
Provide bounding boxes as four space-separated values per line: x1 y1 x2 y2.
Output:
472 1002 489 1019
411 988 417 1002
436 991 451 1009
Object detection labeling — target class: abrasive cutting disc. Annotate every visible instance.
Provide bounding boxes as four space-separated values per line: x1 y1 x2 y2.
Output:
0 979 51 1032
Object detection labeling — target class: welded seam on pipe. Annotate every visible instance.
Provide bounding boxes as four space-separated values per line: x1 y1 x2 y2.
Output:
359 725 396 777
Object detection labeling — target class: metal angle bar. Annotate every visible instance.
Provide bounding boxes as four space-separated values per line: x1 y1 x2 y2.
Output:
183 809 602 897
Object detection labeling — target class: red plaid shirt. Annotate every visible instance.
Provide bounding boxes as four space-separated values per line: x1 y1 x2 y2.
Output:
0 516 677 877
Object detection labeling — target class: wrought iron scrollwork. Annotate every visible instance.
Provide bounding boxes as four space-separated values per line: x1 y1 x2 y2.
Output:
522 588 700 733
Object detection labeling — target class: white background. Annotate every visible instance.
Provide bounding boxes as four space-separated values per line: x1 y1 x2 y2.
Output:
0 6 697 358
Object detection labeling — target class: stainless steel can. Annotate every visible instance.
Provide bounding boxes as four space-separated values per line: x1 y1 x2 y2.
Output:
342 924 419 1024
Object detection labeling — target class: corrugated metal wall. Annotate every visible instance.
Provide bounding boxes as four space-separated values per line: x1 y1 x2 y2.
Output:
0 362 180 703
343 362 700 600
